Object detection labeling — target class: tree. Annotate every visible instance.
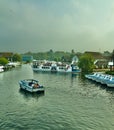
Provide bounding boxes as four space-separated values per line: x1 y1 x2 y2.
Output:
12 53 22 62
78 54 94 73
0 57 8 65
111 50 114 71
71 49 75 54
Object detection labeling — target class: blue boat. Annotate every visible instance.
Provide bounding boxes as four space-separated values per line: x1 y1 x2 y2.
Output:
100 75 112 85
106 77 114 87
98 74 107 84
85 73 113 87
85 73 98 80
93 73 102 82
90 73 101 81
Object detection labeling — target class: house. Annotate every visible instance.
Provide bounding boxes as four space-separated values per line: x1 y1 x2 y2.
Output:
84 51 109 69
72 55 79 64
108 61 114 71
84 51 104 59
0 52 13 60
22 55 33 63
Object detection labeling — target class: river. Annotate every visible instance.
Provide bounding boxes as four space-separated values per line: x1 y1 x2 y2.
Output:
0 64 114 130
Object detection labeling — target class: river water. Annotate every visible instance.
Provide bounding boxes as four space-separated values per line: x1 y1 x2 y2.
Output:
0 64 114 130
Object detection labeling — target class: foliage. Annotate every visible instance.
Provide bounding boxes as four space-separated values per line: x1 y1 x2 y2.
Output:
78 54 94 73
111 50 114 61
12 53 22 62
105 71 114 75
23 50 80 63
110 50 114 71
0 57 8 65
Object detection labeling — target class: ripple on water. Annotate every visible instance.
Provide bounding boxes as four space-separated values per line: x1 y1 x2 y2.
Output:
1 65 114 129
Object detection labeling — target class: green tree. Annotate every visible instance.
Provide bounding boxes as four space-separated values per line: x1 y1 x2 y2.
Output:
0 57 8 65
78 54 94 73
12 53 22 62
110 50 114 71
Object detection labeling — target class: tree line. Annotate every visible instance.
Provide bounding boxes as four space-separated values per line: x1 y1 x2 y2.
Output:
0 53 22 65
23 49 82 63
1 49 114 73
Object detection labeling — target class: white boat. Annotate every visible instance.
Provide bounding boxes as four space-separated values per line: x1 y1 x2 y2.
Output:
0 65 4 72
19 79 44 93
98 74 107 84
100 75 112 85
95 73 104 82
106 77 114 87
91 73 100 81
32 60 81 73
85 73 97 80
7 62 21 67
85 73 114 87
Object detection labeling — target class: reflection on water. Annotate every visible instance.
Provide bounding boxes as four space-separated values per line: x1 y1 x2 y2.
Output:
1 65 114 129
19 88 45 99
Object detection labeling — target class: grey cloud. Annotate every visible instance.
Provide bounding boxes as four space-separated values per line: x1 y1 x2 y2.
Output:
0 0 114 53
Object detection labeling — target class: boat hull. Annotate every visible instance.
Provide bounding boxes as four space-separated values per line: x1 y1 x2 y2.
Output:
106 83 114 87
32 66 81 73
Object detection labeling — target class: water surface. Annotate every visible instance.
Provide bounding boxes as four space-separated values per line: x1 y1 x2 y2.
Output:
0 64 114 130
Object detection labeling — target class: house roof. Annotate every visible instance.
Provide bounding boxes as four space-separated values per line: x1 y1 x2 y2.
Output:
84 51 104 59
0 52 13 58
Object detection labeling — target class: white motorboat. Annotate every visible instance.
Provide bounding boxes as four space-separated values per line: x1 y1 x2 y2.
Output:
19 79 44 93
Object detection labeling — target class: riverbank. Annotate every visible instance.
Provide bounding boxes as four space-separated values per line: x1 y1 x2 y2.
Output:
0 62 22 72
93 68 110 72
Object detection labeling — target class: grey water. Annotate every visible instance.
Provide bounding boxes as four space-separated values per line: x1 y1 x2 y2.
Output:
0 64 114 130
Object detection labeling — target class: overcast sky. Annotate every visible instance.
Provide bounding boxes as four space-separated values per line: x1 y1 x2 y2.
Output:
0 0 114 53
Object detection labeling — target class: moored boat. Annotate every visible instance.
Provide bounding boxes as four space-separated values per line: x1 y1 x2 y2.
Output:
95 73 104 82
89 73 102 81
0 65 4 73
85 73 97 80
85 72 114 87
100 75 112 85
32 60 81 73
106 77 114 87
98 74 107 84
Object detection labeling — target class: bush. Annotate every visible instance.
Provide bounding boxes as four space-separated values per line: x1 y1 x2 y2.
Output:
105 71 114 75
0 57 8 65
78 54 94 73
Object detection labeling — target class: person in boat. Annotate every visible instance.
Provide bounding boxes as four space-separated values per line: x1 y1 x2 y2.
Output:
33 83 39 88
